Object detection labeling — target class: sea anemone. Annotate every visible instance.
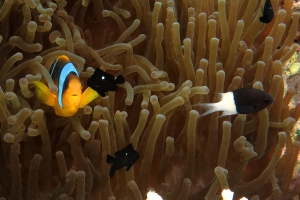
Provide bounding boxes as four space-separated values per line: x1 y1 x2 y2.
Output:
0 0 299 199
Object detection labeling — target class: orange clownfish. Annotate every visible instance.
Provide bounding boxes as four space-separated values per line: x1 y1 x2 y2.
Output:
32 55 99 117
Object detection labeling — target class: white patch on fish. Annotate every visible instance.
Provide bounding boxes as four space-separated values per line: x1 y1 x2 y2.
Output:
199 92 237 117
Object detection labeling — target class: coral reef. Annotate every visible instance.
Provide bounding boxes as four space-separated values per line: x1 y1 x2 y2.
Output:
0 0 299 199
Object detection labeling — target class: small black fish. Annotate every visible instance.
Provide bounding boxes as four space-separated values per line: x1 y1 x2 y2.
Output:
197 88 273 117
87 68 125 97
259 0 274 24
106 143 140 178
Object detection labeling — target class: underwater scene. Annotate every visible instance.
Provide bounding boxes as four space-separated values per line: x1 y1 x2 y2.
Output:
0 0 300 199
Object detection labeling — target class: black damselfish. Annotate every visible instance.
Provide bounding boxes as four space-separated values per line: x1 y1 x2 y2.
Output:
197 88 273 118
87 68 125 97
106 143 140 178
259 0 274 24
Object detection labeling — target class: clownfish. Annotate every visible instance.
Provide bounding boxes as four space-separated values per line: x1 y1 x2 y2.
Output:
106 143 140 177
32 55 99 117
259 0 274 24
196 88 273 118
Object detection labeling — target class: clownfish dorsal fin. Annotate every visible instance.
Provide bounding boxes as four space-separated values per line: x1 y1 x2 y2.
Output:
80 87 100 108
32 81 56 106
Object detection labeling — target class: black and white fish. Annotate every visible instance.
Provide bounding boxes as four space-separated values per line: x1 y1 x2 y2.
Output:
197 88 273 117
259 0 274 24
87 68 125 97
106 143 140 178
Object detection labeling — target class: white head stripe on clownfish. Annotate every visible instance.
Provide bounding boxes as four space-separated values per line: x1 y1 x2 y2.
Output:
57 62 79 108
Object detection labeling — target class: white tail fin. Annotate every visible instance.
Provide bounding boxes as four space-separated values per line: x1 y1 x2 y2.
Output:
191 92 237 118
199 103 219 117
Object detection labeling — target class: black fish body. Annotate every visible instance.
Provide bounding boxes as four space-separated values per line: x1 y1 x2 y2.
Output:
259 0 274 24
106 143 140 177
232 88 273 114
87 68 125 97
197 88 273 117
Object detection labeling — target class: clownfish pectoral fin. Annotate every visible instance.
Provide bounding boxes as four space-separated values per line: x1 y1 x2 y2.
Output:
80 87 100 108
32 81 56 106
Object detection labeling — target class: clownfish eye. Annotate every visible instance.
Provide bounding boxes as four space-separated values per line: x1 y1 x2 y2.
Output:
71 94 78 96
